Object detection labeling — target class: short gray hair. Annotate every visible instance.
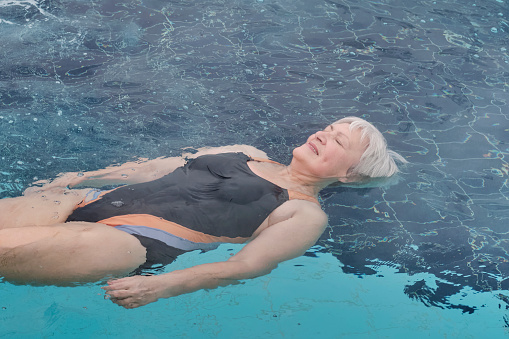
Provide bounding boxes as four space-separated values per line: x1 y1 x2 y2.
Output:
334 116 407 179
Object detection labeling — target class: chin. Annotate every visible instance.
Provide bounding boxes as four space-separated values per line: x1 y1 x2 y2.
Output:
292 145 307 159
292 147 318 170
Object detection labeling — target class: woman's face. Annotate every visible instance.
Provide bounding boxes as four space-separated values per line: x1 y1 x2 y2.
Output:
292 123 368 182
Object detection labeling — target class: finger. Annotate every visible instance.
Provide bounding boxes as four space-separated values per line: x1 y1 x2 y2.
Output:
101 281 131 291
105 294 127 302
111 297 134 306
106 276 136 285
31 179 50 185
105 290 133 299
111 297 141 309
103 279 131 289
102 285 120 291
122 300 147 309
102 284 125 291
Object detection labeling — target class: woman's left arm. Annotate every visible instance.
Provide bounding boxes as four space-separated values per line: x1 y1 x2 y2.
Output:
102 202 328 309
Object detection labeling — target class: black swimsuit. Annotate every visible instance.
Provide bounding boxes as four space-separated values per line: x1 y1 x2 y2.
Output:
66 153 318 271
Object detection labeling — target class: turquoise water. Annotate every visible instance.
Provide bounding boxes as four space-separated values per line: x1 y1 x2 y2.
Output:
1 0 509 337
2 246 509 338
0 246 508 339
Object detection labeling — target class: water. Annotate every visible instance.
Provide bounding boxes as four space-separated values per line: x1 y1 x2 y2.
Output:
1 0 509 337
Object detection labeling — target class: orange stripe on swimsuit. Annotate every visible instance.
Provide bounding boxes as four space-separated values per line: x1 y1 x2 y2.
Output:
98 214 249 244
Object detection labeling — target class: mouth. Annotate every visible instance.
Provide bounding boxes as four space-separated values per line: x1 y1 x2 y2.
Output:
307 142 319 155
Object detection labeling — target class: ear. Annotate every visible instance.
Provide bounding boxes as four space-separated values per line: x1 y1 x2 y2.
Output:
338 169 370 184
337 175 360 183
337 167 360 183
327 175 359 188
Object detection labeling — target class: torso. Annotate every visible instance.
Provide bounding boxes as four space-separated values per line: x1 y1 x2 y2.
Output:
65 153 320 251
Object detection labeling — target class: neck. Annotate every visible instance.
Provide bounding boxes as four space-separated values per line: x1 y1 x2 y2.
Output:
283 163 335 196
249 160 327 197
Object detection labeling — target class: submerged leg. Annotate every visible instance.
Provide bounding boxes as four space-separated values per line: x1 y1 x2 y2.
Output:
0 222 147 285
0 188 89 229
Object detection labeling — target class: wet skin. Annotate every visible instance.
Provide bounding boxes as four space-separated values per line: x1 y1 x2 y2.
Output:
0 125 367 306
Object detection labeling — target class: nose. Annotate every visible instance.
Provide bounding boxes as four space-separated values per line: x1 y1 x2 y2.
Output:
315 130 328 144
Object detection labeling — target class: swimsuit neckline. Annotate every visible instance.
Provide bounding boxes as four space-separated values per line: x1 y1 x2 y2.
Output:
246 156 319 205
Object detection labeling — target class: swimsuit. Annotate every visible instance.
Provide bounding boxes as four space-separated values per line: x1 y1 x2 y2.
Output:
66 152 318 272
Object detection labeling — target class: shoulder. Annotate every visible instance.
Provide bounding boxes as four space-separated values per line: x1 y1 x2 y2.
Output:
182 145 268 159
269 199 327 227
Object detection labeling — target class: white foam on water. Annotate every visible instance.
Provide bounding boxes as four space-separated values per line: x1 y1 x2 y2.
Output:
0 0 57 19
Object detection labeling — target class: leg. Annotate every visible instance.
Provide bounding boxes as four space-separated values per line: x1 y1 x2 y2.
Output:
0 222 147 285
0 187 89 229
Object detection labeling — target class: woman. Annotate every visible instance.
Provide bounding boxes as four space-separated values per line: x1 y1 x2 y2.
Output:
0 117 406 308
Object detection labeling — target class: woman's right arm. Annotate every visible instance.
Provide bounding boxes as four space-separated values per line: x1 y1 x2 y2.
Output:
67 156 186 188
24 156 186 193
25 145 267 193
102 200 327 308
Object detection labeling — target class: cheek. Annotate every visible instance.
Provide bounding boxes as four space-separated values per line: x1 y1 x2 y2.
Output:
323 153 351 177
326 163 346 177
307 158 341 178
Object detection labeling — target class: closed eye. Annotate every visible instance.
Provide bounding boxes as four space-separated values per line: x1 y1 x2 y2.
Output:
327 125 343 146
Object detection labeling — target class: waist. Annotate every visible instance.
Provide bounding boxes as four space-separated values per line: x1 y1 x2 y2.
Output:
96 214 250 251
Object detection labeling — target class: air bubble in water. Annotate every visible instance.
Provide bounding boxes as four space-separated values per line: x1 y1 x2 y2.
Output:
111 201 124 207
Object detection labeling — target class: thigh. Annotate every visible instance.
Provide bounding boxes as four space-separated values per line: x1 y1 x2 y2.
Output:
0 188 89 229
0 222 147 285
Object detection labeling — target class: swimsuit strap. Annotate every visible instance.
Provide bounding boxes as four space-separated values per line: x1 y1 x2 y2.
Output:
251 157 280 165
251 157 320 205
287 190 320 205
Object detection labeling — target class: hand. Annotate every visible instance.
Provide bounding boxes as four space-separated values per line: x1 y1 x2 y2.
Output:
23 172 85 195
102 275 167 309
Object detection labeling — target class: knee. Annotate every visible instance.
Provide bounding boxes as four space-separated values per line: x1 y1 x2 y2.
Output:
0 229 26 268
0 243 26 283
0 247 17 269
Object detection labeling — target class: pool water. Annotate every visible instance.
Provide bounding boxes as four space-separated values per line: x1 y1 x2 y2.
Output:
1 0 509 337
2 247 508 338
